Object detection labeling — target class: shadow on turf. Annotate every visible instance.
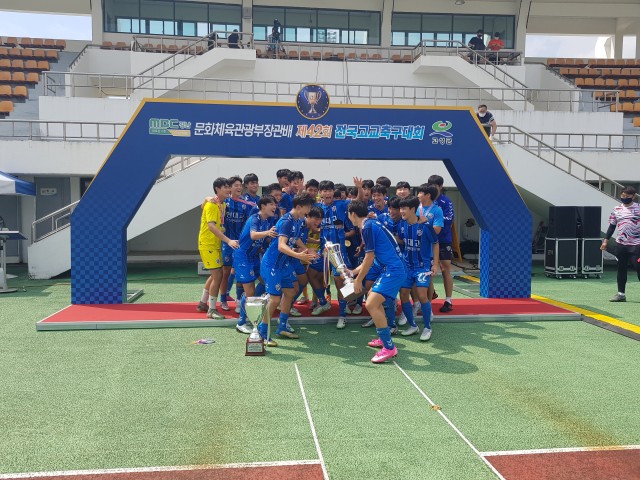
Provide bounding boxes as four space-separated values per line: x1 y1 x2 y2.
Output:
272 322 543 374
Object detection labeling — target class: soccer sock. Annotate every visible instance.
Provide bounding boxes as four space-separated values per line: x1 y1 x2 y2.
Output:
293 283 307 303
237 293 247 324
200 289 209 303
236 283 244 302
225 273 235 298
384 299 397 328
402 301 417 328
278 312 290 331
255 282 266 296
208 295 217 309
339 299 347 317
258 321 268 339
422 301 432 329
445 297 452 303
376 327 394 350
313 288 328 305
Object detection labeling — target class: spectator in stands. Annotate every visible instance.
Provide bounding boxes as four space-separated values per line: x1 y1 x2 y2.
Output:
468 30 486 52
207 31 218 51
228 29 242 49
477 104 497 139
601 186 640 302
268 26 282 56
487 32 505 63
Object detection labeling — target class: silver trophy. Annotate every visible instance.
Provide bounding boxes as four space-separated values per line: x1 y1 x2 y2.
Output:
324 241 358 302
304 89 322 115
245 294 270 355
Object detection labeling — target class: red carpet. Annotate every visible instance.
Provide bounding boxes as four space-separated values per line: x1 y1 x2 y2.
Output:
37 298 580 331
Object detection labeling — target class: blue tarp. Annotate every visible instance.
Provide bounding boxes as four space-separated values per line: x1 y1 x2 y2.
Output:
0 171 36 196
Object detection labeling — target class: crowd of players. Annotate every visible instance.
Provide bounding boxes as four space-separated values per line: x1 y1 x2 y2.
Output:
196 170 455 363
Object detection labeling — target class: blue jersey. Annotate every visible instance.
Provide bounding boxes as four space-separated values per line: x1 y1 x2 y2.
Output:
377 213 398 235
318 199 350 250
243 193 260 205
237 213 271 261
278 190 293 213
368 203 388 216
361 218 405 271
418 203 444 231
261 212 302 270
396 220 439 269
224 196 252 240
435 194 454 243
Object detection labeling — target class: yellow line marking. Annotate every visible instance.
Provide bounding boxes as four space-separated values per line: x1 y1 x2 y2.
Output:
531 294 640 334
457 275 640 335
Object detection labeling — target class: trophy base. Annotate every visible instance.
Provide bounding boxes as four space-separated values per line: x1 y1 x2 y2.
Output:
245 335 265 356
340 282 359 303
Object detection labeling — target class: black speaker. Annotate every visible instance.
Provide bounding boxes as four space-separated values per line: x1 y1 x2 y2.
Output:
576 206 601 238
547 206 579 239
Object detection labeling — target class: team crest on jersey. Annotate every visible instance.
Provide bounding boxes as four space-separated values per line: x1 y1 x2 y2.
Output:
417 229 423 236
275 283 281 291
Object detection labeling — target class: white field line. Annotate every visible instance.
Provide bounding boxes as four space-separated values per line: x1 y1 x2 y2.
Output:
481 445 640 456
295 363 330 480
0 460 323 479
394 361 507 480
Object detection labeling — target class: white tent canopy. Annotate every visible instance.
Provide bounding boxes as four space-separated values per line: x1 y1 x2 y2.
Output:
0 171 35 196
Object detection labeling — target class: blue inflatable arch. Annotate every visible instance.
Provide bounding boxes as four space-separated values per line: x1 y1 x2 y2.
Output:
71 98 531 304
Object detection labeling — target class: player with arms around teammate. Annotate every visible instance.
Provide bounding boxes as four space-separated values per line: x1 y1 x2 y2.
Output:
197 177 239 319
396 196 439 340
258 193 318 344
428 175 455 313
234 195 278 334
347 200 407 363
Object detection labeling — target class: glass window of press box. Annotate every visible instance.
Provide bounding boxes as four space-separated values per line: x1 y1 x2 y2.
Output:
391 13 515 49
103 0 241 37
252 6 381 45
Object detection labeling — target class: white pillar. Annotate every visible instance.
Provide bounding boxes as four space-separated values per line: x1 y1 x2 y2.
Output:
92 0 103 44
614 18 624 59
242 0 253 44
515 0 531 56
19 176 36 263
381 0 394 48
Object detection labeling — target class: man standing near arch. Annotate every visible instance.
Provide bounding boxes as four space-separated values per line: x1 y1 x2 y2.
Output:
428 175 455 313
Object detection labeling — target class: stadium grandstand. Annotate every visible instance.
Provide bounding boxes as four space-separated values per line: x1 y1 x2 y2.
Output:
1 1 640 479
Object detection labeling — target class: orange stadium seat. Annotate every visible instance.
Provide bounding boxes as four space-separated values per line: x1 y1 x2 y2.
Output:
0 47 7 58
36 60 49 71
336 52 345 61
43 39 55 49
594 78 605 87
323 51 333 61
574 78 585 87
391 54 401 63
371 53 382 61
33 49 46 60
347 52 356 61
10 59 24 70
584 78 595 87
11 72 26 84
25 72 39 84
8 47 22 58
45 50 58 61
12 85 28 100
0 85 12 97
311 51 321 60
101 41 113 49
24 60 38 71
0 100 13 114
634 103 640 113
115 42 128 50
360 53 370 61
620 68 631 77
0 71 10 83
4 37 18 47
621 102 634 112
300 50 310 60
605 78 616 88
402 54 412 63
0 59 10 70
629 78 639 88
55 39 66 50
18 37 32 47
618 78 628 87
633 117 640 127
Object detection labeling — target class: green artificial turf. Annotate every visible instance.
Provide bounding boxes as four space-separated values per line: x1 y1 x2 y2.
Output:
1 262 639 480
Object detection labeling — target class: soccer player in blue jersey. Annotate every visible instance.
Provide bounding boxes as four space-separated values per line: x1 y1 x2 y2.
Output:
308 180 355 328
428 175 456 313
396 196 439 340
376 176 392 190
347 200 407 363
259 192 317 344
220 176 254 311
279 170 303 217
234 196 277 334
417 184 444 235
242 173 260 205
276 169 291 190
262 183 283 226
368 185 388 216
